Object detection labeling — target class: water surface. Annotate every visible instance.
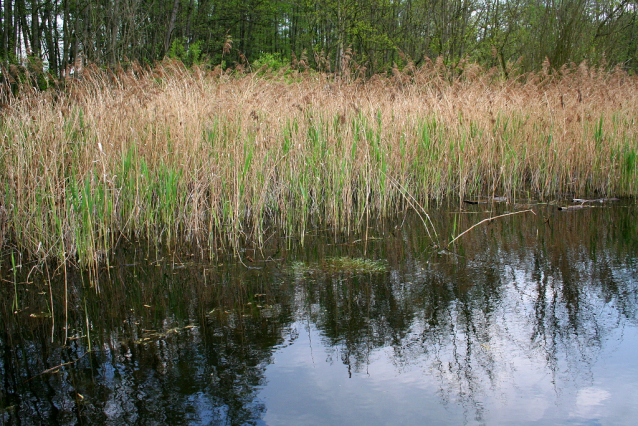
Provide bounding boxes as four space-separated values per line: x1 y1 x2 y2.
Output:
2 200 637 425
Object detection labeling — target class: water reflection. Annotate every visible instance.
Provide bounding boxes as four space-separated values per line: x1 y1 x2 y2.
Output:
1 201 637 425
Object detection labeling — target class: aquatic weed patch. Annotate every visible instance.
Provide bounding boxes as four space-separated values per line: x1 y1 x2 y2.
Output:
290 257 388 276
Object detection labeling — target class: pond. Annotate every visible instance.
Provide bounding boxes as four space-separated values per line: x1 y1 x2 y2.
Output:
1 199 637 425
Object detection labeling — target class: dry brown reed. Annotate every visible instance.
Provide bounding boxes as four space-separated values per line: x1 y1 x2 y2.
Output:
1 59 636 266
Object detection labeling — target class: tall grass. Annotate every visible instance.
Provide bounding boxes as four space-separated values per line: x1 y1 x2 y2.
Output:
1 59 636 266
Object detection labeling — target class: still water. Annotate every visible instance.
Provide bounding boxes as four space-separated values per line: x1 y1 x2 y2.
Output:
1 200 637 425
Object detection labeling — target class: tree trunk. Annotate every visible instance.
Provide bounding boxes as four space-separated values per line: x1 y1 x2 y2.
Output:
2 0 14 60
164 0 180 55
31 0 40 56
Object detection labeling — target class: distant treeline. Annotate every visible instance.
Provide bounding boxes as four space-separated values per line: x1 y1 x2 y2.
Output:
1 0 637 77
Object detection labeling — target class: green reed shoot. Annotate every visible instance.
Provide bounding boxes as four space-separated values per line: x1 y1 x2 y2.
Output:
11 251 18 312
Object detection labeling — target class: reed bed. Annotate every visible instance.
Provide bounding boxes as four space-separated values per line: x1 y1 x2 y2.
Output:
1 60 637 266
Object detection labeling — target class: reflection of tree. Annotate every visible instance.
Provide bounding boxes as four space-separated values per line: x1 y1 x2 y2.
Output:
528 242 637 388
0 256 292 425
85 315 273 425
294 271 417 377
288 252 506 423
286 202 638 424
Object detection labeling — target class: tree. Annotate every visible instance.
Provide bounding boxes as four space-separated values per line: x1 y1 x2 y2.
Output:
1 0 637 78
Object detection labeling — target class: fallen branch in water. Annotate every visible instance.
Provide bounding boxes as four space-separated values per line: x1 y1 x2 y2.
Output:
573 197 619 204
447 209 536 247
559 197 620 210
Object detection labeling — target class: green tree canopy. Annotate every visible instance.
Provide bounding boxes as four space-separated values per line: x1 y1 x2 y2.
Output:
1 0 636 76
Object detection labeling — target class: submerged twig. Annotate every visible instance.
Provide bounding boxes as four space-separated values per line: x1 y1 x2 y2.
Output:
447 209 535 247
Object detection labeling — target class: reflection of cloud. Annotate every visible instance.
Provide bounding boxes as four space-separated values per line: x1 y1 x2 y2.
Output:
570 387 611 419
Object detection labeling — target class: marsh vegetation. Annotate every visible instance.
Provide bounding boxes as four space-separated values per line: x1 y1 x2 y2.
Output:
0 61 638 272
1 61 637 269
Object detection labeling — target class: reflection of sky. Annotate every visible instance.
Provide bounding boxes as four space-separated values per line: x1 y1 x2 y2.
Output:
259 323 465 425
258 278 638 426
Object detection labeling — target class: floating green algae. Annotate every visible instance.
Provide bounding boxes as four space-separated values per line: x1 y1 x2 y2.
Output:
290 256 387 275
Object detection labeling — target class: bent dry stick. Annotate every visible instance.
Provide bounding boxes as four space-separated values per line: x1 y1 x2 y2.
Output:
447 209 536 247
